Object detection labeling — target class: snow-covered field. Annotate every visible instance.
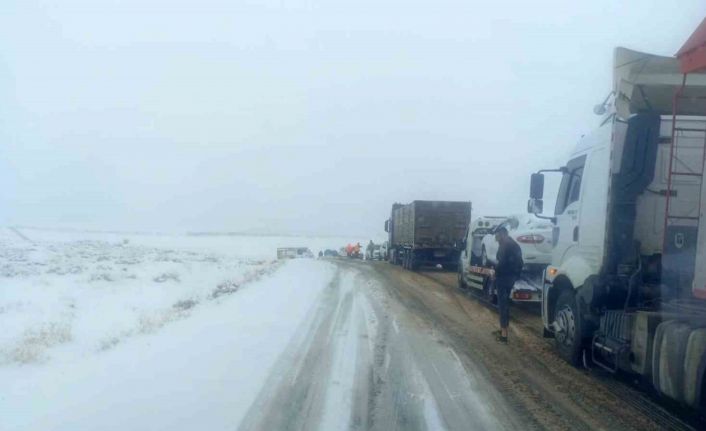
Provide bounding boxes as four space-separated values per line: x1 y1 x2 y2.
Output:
0 227 347 430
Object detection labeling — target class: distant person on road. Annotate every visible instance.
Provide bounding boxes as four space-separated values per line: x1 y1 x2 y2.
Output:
492 226 523 344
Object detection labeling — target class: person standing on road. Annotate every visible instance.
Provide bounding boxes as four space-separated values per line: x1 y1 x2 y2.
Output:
492 226 523 344
366 240 375 259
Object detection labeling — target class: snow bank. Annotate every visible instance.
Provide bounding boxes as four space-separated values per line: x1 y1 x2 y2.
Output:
0 227 338 430
0 228 280 366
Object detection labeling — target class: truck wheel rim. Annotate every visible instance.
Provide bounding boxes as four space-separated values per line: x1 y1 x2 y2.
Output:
555 305 576 347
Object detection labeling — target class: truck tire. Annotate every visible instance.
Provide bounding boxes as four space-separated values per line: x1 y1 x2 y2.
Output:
457 263 467 289
553 289 583 366
653 320 691 402
409 252 418 271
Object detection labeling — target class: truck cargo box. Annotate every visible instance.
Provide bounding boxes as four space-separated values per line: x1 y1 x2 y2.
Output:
390 200 470 248
386 200 471 269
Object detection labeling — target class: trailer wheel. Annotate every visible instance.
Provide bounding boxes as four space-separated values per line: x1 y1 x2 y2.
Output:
409 252 418 271
554 289 583 366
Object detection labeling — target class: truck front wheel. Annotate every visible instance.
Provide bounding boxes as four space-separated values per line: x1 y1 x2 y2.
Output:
554 289 583 366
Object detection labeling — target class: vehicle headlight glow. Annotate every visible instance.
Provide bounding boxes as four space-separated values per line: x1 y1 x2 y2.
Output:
546 266 559 281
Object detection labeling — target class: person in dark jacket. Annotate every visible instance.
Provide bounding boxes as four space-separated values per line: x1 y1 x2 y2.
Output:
492 226 523 344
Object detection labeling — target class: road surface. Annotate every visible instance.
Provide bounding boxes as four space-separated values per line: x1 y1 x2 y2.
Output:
239 259 692 431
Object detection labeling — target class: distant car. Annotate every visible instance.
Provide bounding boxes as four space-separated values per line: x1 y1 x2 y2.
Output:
480 214 553 269
276 247 314 259
300 248 314 258
323 249 339 257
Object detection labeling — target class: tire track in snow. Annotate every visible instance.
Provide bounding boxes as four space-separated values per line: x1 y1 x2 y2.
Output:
8 227 36 245
239 261 515 431
238 269 356 431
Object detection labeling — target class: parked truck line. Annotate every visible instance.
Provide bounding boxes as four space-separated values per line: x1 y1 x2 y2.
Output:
527 35 706 412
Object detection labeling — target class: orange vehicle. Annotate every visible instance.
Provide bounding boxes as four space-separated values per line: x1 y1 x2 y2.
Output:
345 243 362 258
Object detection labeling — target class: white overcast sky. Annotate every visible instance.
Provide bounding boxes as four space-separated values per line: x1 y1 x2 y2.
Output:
1 1 704 237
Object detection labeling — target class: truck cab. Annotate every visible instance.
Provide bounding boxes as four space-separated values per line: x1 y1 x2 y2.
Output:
529 47 706 410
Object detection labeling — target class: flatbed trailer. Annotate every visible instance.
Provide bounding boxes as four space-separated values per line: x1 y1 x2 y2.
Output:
461 265 543 303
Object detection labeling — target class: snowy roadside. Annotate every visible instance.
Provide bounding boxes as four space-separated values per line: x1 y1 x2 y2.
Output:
1 226 339 430
0 227 281 367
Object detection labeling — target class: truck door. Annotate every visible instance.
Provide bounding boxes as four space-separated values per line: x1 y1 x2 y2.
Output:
553 156 586 264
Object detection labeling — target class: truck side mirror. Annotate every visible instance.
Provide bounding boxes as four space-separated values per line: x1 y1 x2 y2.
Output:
530 173 544 199
527 198 543 214
384 220 389 233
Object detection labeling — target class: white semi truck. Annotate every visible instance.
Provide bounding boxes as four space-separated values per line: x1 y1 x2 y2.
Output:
528 33 706 411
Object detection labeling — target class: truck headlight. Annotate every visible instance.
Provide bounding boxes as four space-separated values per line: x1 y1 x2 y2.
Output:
546 266 559 282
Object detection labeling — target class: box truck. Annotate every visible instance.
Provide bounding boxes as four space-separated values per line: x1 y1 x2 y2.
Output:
385 200 471 270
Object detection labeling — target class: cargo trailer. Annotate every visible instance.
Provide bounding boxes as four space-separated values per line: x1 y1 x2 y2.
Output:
385 200 471 270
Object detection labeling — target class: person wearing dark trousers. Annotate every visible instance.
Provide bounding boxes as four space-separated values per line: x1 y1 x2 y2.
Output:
492 226 523 344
